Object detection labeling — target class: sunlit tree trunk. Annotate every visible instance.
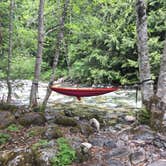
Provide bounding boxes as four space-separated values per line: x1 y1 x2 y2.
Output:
150 40 166 131
42 0 70 107
29 0 45 108
7 0 14 103
135 0 154 109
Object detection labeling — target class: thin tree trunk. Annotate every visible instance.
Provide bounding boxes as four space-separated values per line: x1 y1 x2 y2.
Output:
42 0 70 107
7 0 14 103
29 0 45 108
135 0 154 109
150 39 166 131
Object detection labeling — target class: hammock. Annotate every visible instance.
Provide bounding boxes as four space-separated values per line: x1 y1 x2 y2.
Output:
50 86 119 100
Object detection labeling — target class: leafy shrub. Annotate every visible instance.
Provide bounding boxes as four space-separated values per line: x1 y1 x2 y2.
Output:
7 124 22 132
51 137 76 166
0 133 11 145
137 108 150 125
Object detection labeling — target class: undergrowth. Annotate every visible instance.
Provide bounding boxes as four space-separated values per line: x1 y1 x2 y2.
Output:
51 137 76 166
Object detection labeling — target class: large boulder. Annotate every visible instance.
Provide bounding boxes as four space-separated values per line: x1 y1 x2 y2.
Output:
0 111 15 129
19 112 46 126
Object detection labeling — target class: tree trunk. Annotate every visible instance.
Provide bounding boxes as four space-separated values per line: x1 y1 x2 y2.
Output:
29 0 45 108
7 0 14 103
150 39 166 131
42 0 70 107
135 0 154 109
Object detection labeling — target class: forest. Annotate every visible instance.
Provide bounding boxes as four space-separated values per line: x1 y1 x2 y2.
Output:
0 0 166 166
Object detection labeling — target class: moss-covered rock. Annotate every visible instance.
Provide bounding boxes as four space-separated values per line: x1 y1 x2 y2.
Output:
0 111 15 129
44 125 63 140
78 123 94 136
0 148 34 166
27 126 46 137
19 112 46 126
54 114 78 126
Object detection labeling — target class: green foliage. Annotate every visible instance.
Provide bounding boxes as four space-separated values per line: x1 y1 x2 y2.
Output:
6 124 22 132
11 56 35 79
137 108 150 125
0 133 11 145
32 139 49 150
51 137 76 166
0 0 165 86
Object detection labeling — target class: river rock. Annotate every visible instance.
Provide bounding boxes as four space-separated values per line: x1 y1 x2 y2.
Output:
148 159 166 166
0 111 15 129
19 112 46 126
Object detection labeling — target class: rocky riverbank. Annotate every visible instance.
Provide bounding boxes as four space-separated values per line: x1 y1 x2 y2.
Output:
0 103 166 166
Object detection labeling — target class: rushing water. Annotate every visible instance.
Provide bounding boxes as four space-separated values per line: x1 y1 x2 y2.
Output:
0 80 142 109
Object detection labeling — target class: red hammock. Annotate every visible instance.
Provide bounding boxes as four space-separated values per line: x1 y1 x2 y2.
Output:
50 86 119 100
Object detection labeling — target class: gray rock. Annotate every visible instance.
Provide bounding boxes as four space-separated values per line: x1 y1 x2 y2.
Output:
0 111 15 129
109 147 130 158
104 140 117 149
34 147 58 166
148 160 166 166
133 125 155 141
130 150 145 165
107 159 124 166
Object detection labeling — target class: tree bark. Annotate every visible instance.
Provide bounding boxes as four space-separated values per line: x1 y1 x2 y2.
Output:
135 0 154 109
29 0 45 108
150 39 166 131
7 0 14 103
42 0 70 107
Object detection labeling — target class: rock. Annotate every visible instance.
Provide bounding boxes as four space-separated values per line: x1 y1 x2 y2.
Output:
108 147 130 158
80 142 92 153
44 125 63 140
0 148 34 166
88 136 106 147
54 114 77 126
78 123 94 136
0 111 15 129
130 150 146 165
19 112 46 126
103 140 117 149
89 118 100 132
107 159 124 166
88 134 116 148
124 115 136 122
34 147 58 166
132 125 155 141
147 159 166 166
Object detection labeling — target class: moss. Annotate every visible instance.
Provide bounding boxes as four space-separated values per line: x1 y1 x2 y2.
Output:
55 115 77 126
0 103 18 112
44 125 63 140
